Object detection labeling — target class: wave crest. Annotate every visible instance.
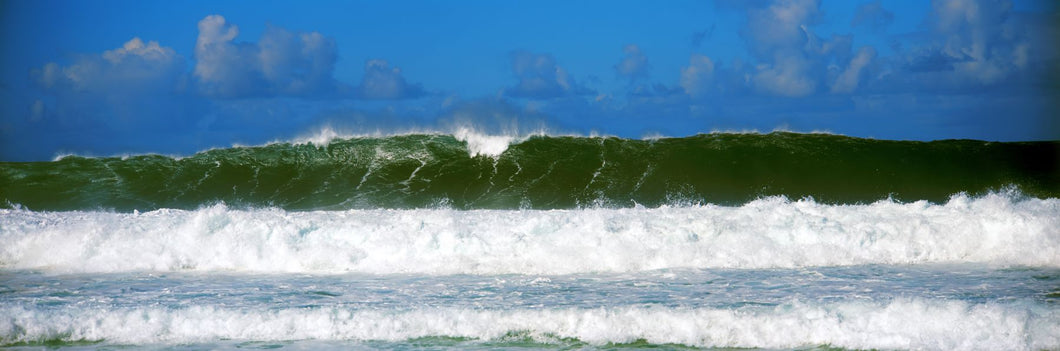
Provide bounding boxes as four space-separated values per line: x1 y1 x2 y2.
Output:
4 133 1057 211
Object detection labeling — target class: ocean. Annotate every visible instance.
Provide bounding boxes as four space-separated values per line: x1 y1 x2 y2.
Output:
1 132 1058 350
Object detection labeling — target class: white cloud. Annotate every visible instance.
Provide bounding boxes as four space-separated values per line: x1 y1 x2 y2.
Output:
753 55 816 97
193 15 340 98
194 15 242 91
740 0 825 97
743 0 821 57
34 37 183 95
731 0 881 97
28 36 200 135
680 54 715 98
922 0 1034 85
355 59 425 100
831 46 876 94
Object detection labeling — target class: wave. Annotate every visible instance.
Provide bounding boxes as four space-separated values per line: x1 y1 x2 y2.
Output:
285 125 541 158
2 132 1057 211
2 192 1056 274
3 299 1057 350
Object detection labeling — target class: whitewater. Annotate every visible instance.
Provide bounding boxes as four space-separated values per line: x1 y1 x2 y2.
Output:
2 193 1058 274
2 132 1058 350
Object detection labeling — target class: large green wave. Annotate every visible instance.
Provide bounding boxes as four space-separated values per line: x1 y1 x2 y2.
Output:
2 132 1057 211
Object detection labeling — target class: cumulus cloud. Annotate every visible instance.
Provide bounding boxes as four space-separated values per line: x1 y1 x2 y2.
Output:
741 0 824 97
742 0 821 58
21 36 213 159
730 0 880 96
34 37 184 96
734 0 821 97
355 59 425 100
615 44 649 82
664 0 1054 138
713 0 1048 98
13 13 445 160
505 51 594 99
753 56 818 97
736 0 1048 96
194 15 343 98
680 54 715 98
923 0 1028 85
868 0 1052 94
831 46 876 93
29 36 192 129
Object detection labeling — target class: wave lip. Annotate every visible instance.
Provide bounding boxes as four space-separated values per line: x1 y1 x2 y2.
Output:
2 299 1057 350
288 125 545 158
1 193 1056 275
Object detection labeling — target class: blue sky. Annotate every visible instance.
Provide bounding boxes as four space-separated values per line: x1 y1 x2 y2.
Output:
1 0 1057 161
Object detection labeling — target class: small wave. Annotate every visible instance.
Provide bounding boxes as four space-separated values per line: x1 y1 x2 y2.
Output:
2 299 1056 350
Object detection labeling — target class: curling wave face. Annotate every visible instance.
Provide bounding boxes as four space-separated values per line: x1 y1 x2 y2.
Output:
2 132 1057 211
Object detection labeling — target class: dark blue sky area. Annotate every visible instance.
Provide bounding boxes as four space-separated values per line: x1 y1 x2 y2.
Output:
1 0 1057 160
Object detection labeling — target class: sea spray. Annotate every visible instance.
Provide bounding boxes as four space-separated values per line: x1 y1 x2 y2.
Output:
2 192 1056 274
3 131 1058 350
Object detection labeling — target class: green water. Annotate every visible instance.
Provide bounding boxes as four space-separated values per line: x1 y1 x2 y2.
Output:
2 132 1057 211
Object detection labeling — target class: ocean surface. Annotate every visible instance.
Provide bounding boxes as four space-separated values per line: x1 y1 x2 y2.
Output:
2 132 1058 350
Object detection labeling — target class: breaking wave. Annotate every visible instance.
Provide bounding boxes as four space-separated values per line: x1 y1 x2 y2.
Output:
2 192 1056 274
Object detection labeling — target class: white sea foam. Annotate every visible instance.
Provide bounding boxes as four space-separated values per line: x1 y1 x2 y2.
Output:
284 125 543 158
1 299 1056 350
292 125 344 146
451 126 523 157
1 193 1056 275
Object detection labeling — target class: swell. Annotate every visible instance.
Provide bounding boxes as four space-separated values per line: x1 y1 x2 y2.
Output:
1 132 1057 211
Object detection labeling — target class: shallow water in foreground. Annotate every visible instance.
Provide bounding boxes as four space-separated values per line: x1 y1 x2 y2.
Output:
2 265 1059 350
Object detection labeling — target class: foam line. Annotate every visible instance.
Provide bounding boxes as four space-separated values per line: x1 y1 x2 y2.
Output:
2 299 1057 350
1 193 1056 274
